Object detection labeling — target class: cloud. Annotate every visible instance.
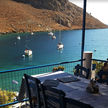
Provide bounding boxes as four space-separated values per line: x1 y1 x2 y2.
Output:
69 0 108 24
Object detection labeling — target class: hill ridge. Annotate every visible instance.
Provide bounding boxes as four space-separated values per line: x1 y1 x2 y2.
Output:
0 0 107 34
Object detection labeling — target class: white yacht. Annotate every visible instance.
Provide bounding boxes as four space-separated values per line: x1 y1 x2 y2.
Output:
24 49 32 56
94 49 96 52
31 32 34 35
17 36 21 40
57 24 64 50
52 35 56 39
57 42 64 49
48 32 53 36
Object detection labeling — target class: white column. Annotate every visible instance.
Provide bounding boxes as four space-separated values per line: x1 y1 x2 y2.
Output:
83 51 93 78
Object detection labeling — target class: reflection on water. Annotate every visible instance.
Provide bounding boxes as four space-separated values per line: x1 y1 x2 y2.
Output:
58 49 63 54
22 54 33 62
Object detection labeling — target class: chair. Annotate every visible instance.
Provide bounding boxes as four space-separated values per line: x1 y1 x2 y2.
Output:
65 98 93 108
95 62 108 84
96 70 108 84
24 74 42 108
74 64 90 79
42 85 66 108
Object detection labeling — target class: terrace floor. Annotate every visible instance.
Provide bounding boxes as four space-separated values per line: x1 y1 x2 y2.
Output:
17 71 108 108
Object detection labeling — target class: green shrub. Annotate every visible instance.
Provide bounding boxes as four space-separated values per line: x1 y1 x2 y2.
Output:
0 89 16 108
92 61 104 74
57 66 65 71
52 67 58 72
52 66 65 72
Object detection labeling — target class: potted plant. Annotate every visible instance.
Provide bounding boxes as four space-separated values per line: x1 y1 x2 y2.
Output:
52 67 58 72
0 89 16 108
57 66 65 71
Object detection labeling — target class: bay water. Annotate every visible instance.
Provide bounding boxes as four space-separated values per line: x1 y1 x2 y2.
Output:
0 28 108 71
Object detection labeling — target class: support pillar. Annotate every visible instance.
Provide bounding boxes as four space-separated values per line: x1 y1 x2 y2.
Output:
83 51 93 78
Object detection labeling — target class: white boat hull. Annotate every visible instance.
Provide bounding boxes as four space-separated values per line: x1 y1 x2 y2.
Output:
31 32 34 35
24 50 32 56
17 36 21 40
52 35 56 39
48 32 53 36
57 44 64 49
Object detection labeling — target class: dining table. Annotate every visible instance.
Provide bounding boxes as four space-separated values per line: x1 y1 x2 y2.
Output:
18 71 108 108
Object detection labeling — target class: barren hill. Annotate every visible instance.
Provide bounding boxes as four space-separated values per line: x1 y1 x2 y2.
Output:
0 0 107 34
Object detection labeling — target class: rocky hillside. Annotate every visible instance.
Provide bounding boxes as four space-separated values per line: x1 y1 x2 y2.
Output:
0 0 107 34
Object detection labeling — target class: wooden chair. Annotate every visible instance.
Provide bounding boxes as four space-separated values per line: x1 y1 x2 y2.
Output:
95 62 108 84
74 64 90 79
65 98 93 108
96 70 108 84
24 74 42 108
42 85 66 108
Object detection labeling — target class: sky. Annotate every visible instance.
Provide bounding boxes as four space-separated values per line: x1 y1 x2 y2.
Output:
69 0 108 25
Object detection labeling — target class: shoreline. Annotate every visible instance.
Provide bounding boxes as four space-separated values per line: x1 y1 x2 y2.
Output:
0 26 108 35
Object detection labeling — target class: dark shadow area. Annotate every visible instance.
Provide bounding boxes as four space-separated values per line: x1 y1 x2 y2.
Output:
12 0 69 11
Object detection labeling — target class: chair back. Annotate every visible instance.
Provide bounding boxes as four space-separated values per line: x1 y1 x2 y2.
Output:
74 64 90 79
42 86 66 108
24 74 41 108
66 98 93 108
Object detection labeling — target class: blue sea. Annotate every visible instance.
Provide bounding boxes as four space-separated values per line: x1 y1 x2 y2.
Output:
0 28 108 71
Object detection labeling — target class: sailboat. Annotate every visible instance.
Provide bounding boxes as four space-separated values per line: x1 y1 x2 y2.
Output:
48 31 53 36
57 18 64 49
57 29 64 50
48 19 54 36
31 32 34 35
51 30 56 39
57 42 64 49
52 35 56 39
17 36 21 40
24 25 32 57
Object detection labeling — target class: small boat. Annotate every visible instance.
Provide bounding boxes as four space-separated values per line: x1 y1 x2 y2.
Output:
94 49 96 52
17 36 21 40
22 54 25 58
57 42 64 50
31 32 34 35
24 49 32 56
52 35 56 39
48 32 53 36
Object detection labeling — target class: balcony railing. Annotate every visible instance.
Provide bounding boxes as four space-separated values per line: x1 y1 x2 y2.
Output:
0 59 83 107
92 59 108 73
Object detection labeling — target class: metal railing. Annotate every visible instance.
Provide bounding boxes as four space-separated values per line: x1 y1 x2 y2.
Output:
0 59 83 107
91 59 108 81
92 59 108 73
92 59 108 63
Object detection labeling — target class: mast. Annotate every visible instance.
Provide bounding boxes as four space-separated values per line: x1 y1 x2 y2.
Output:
59 18 61 43
59 28 61 43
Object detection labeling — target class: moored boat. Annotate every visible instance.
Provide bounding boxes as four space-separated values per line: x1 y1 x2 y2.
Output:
57 42 64 49
17 36 21 40
24 49 32 56
48 32 53 36
31 32 34 35
52 35 56 39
